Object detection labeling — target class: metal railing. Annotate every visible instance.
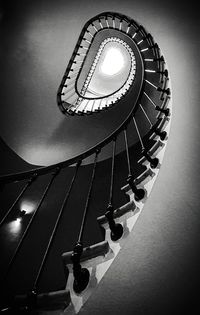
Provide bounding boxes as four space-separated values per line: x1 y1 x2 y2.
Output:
0 11 171 313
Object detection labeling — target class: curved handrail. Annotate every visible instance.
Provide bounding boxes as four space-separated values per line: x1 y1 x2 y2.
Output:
57 12 142 114
74 37 135 101
0 11 167 183
0 67 143 184
1 12 151 184
0 12 171 310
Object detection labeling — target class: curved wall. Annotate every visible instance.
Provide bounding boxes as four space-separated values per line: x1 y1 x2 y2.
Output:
78 1 200 314
0 0 199 314
0 0 174 166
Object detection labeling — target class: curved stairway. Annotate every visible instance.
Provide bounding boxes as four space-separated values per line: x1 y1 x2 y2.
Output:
0 12 171 314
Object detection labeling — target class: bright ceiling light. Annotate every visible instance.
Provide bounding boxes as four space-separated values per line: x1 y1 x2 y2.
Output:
100 47 125 76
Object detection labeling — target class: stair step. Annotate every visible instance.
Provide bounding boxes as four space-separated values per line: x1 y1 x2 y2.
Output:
62 240 110 266
121 168 155 196
156 95 170 119
157 116 170 130
138 139 164 164
97 200 137 227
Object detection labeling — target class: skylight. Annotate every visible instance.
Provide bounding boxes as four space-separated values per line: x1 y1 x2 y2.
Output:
100 47 125 76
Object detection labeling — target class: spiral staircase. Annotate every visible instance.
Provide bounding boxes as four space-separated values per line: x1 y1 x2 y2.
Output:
0 12 171 315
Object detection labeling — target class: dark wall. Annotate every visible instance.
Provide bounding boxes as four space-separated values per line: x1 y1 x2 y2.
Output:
0 137 38 175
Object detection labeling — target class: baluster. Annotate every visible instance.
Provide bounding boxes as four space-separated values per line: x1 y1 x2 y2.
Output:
98 19 103 29
105 138 123 241
145 69 156 73
75 98 84 114
76 52 86 57
62 84 75 94
71 242 89 294
149 43 159 50
145 79 170 98
62 90 76 101
137 39 144 45
142 149 159 168
155 105 170 116
112 17 115 29
157 68 168 83
0 173 37 227
91 99 95 112
91 23 98 32
83 37 91 45
80 45 88 51
4 168 60 279
139 104 167 140
63 77 76 87
145 79 157 89
154 55 164 62
98 99 103 111
124 129 145 201
144 91 170 117
67 70 80 79
132 31 137 39
144 58 154 62
31 162 81 295
141 47 149 52
71 151 100 293
126 23 131 34
86 30 94 38
119 19 122 31
145 75 170 99
105 16 109 28
157 86 170 97
141 32 151 42
82 100 90 113
133 117 159 169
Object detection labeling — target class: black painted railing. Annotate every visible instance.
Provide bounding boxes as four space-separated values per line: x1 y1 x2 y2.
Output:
0 11 171 313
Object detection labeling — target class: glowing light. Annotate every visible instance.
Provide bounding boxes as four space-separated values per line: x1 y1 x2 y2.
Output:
20 201 35 214
100 47 125 76
8 218 22 235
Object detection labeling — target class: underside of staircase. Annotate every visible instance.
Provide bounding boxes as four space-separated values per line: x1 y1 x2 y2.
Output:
0 11 171 315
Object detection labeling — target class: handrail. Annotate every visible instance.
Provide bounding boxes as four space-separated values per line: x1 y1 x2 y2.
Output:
0 12 171 307
57 12 143 115
0 87 141 184
0 40 145 184
0 11 166 184
74 37 135 101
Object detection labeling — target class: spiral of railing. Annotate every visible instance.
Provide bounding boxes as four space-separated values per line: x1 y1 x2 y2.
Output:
0 11 171 314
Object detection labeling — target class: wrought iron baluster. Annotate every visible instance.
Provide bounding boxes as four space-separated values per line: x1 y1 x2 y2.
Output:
133 117 159 169
145 79 170 98
71 150 100 293
105 17 109 28
112 17 115 29
77 151 99 244
144 91 170 117
105 138 123 242
4 168 60 279
126 23 130 34
0 173 37 227
139 104 167 140
32 162 81 294
124 129 145 201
